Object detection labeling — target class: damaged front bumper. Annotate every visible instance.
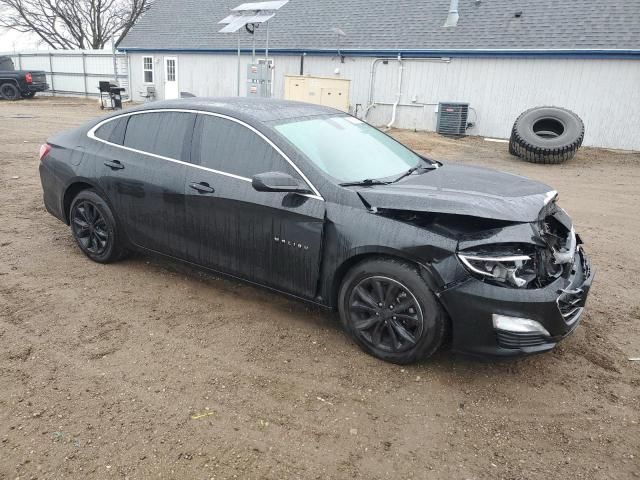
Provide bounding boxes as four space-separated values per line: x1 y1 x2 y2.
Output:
439 246 594 358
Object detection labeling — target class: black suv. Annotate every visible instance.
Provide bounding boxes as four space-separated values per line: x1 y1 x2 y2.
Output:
0 56 49 100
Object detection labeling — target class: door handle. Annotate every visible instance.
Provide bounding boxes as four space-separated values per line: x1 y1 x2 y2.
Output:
104 160 124 170
189 182 215 194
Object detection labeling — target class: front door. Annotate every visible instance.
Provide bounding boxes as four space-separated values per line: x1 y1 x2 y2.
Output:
183 113 326 299
163 57 179 99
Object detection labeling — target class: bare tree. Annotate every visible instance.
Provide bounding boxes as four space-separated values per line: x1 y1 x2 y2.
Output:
0 0 152 50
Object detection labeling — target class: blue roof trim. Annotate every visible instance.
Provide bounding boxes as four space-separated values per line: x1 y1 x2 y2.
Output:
119 47 640 59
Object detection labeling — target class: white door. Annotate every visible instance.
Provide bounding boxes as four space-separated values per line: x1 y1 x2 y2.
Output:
163 57 179 99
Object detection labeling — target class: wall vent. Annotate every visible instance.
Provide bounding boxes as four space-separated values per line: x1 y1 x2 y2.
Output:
437 102 469 136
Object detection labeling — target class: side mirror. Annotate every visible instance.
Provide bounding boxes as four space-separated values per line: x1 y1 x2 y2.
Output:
252 172 311 194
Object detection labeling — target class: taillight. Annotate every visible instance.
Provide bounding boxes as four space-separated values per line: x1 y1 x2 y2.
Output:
25 72 33 84
39 143 52 161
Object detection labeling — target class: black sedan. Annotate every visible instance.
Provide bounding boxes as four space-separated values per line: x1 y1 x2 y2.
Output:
39 98 593 364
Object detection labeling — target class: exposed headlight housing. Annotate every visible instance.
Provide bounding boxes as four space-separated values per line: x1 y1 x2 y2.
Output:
458 248 537 288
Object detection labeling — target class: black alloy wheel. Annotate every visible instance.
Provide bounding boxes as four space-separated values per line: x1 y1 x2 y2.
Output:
0 83 21 100
69 189 126 263
348 276 424 353
339 258 447 364
72 201 110 256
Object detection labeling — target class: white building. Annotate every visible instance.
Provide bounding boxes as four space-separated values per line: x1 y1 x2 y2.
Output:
118 0 640 151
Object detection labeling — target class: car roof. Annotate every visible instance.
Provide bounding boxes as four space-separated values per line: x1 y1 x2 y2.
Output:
135 97 343 124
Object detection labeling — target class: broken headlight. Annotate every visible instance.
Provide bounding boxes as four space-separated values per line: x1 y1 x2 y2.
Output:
457 249 537 288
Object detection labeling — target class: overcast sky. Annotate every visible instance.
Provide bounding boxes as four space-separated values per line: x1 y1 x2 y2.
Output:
0 27 118 53
0 28 49 52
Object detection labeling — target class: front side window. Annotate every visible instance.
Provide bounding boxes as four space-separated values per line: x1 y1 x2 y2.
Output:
274 115 421 183
143 56 154 83
123 111 195 161
193 114 298 179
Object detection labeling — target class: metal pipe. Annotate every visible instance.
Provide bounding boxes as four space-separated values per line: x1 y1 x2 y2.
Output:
252 26 256 63
300 52 306 75
363 56 450 120
386 54 404 129
265 21 270 60
237 32 241 96
363 58 385 118
82 52 88 97
127 53 132 101
48 53 55 96
444 0 459 27
112 42 118 82
372 102 439 108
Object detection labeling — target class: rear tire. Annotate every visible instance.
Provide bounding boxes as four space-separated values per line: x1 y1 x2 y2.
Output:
69 190 126 263
0 83 21 100
338 258 447 364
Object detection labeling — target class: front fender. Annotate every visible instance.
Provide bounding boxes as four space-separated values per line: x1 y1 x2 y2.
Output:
317 203 459 307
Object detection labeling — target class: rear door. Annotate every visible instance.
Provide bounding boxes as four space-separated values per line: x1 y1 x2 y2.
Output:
96 110 195 257
183 113 325 298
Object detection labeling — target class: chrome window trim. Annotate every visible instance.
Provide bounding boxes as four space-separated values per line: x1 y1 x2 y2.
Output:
87 108 324 201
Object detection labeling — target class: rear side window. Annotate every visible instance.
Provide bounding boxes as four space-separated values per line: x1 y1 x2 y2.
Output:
94 116 129 145
193 114 297 178
124 111 196 161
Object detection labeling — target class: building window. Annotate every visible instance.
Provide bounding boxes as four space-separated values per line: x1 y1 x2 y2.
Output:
166 59 176 82
143 56 154 83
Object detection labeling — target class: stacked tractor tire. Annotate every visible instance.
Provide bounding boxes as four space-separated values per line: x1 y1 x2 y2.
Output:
509 107 585 164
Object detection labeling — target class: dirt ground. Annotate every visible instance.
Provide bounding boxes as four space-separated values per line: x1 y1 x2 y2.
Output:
0 97 639 480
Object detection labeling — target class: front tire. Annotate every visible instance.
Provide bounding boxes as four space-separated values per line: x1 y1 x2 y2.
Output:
69 190 126 263
338 258 447 364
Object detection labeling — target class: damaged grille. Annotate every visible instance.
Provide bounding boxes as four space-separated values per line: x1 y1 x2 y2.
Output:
557 286 587 325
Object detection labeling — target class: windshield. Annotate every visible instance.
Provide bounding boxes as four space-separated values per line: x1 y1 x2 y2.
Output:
274 115 423 183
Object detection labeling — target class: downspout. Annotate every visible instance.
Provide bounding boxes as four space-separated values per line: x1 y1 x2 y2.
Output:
300 52 306 75
386 54 403 129
362 57 386 119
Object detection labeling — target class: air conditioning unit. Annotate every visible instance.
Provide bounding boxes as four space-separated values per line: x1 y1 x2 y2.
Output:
437 102 469 136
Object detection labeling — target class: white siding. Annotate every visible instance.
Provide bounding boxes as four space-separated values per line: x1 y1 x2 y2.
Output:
128 52 640 151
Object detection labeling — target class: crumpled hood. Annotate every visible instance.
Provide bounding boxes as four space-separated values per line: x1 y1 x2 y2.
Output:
356 163 556 222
